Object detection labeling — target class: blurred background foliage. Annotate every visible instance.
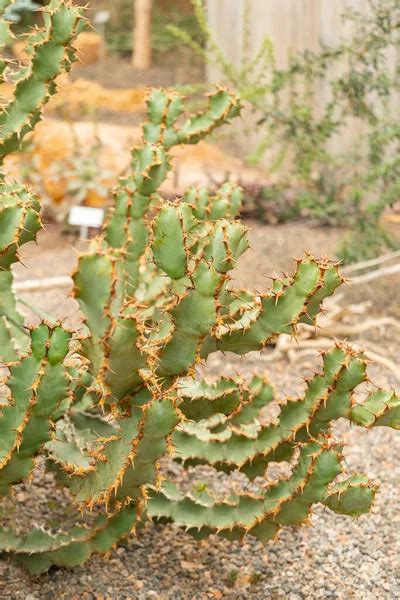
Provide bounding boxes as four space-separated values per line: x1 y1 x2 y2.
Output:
4 0 400 263
169 0 400 263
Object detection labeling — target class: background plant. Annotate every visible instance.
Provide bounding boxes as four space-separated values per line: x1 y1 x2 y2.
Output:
18 129 113 223
170 0 400 262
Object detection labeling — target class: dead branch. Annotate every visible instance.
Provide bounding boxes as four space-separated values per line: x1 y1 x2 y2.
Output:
265 336 400 381
350 263 400 285
342 250 400 274
13 276 72 293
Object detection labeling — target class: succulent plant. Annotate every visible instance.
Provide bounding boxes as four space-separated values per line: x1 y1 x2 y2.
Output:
0 0 85 360
0 2 399 575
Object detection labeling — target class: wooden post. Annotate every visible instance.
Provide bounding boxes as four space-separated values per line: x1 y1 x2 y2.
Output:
132 0 153 69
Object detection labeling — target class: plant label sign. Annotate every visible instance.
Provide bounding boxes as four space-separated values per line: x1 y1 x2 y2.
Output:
68 206 104 239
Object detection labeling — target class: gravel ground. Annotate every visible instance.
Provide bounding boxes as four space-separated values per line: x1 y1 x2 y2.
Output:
1 221 399 599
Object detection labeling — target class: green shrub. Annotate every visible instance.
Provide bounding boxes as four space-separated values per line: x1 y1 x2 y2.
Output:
171 0 400 262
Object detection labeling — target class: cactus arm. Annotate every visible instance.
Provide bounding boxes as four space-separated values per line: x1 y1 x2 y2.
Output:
225 375 274 426
112 397 179 503
173 88 241 147
0 181 42 360
0 503 138 575
72 252 114 341
152 265 223 378
0 356 43 472
172 347 364 478
177 375 273 426
174 347 399 482
204 260 343 356
151 203 189 279
0 324 71 494
183 183 243 222
173 347 347 466
66 408 143 506
177 377 242 421
322 474 378 516
100 314 146 403
102 89 241 298
0 179 43 258
0 271 28 361
148 441 342 541
142 88 241 149
0 4 12 47
154 218 250 379
102 145 171 296
291 348 366 441
298 262 344 325
45 411 117 474
103 183 158 295
147 207 247 380
65 396 179 509
0 0 85 162
291 350 399 438
349 389 400 429
73 251 147 405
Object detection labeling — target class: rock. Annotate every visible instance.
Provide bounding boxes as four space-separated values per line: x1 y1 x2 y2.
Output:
135 580 145 590
180 559 204 570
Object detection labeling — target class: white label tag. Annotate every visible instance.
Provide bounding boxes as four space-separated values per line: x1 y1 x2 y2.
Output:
68 206 104 228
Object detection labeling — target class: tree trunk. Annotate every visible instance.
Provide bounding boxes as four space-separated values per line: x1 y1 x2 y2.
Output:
132 0 153 69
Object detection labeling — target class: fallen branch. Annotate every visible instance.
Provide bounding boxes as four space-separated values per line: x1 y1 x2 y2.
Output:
13 275 72 293
11 259 400 294
312 316 400 338
342 250 400 274
265 336 400 382
350 263 400 285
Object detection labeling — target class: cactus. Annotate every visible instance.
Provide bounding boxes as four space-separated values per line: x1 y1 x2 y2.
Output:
0 8 399 573
0 0 84 361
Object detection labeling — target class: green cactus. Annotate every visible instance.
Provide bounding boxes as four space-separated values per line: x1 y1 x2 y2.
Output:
0 8 399 571
0 0 84 362
0 0 86 161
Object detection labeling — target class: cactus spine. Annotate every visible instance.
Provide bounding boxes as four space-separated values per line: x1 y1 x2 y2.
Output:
0 3 399 575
